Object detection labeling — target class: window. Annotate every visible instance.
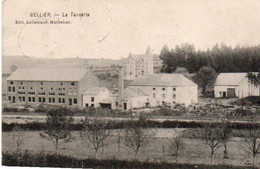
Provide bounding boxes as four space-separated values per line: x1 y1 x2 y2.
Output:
10 81 13 85
58 98 61 103
43 98 45 103
19 97 21 102
30 87 33 90
28 97 31 102
23 97 25 102
32 97 35 102
173 94 176 99
41 87 43 90
91 104 94 107
41 82 43 85
116 102 118 106
153 94 156 98
39 97 42 102
153 88 156 90
162 101 165 104
51 87 53 90
173 88 176 91
49 98 51 103
162 88 165 91
74 99 77 104
19 87 21 89
85 103 89 107
8 86 11 92
71 82 75 86
61 82 63 86
13 87 15 92
91 97 94 102
21 82 23 85
52 98 55 103
62 98 65 103
162 94 165 98
8 96 11 101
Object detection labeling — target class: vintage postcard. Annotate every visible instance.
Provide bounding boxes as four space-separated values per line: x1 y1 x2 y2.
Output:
2 0 260 168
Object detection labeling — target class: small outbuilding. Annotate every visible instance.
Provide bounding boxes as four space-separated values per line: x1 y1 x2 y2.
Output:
214 73 260 98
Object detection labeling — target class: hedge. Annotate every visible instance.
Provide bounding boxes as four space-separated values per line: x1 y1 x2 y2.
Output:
2 151 257 169
3 120 259 132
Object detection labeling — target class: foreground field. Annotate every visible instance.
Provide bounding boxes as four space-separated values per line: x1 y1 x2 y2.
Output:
2 130 259 167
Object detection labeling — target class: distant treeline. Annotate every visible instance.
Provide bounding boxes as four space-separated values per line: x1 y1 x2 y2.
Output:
160 43 260 73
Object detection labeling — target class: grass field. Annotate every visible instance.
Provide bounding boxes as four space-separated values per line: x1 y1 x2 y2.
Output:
2 129 259 167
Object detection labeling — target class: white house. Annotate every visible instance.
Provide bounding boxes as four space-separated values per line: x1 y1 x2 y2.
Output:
128 73 198 106
214 73 260 98
82 87 110 108
117 87 149 110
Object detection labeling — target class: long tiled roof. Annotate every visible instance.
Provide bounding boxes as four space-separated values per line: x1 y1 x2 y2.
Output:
7 68 90 81
123 87 149 98
215 73 247 86
129 73 197 87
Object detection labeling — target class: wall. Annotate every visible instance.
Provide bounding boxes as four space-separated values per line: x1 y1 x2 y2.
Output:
129 85 197 107
78 71 100 106
82 90 110 108
6 80 79 106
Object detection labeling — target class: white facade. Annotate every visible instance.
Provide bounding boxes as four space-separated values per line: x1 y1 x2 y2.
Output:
214 73 260 98
129 85 198 107
82 87 110 108
129 74 198 107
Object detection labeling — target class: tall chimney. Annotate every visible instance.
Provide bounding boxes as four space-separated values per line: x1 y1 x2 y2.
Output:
118 66 124 107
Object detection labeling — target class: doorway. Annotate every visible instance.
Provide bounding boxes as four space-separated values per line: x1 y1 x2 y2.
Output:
123 103 127 110
223 92 226 98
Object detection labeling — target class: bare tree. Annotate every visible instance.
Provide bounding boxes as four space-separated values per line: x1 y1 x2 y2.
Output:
80 117 112 159
12 124 24 152
242 124 260 166
216 119 232 159
203 124 221 164
123 116 154 160
40 108 74 153
169 136 185 163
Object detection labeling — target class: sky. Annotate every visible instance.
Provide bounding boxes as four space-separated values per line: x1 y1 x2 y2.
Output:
2 0 260 59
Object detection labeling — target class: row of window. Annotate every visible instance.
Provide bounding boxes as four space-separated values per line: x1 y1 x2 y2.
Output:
9 81 76 86
8 96 77 104
85 103 94 107
153 87 176 91
153 94 176 99
8 86 15 92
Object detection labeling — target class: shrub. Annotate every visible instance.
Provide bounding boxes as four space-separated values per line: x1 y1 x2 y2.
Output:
2 151 256 168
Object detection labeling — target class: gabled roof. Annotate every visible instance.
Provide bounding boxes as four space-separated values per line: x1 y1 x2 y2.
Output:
7 68 90 81
83 87 108 95
129 74 197 87
215 73 247 86
123 87 149 98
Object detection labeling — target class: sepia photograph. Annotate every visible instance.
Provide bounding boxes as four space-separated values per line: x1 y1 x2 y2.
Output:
1 0 260 168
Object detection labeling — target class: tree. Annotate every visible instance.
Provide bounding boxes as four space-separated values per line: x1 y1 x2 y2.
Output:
124 116 154 160
202 124 222 164
169 136 185 163
12 124 24 152
194 66 216 96
242 120 260 166
80 117 112 159
40 108 74 153
216 119 232 159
